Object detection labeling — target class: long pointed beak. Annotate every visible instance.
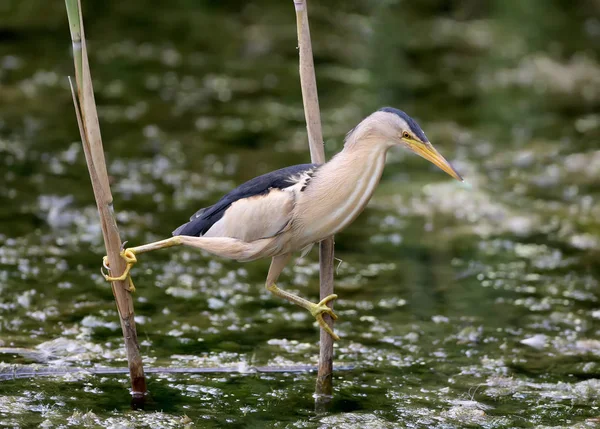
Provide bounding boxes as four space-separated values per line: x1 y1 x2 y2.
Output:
411 142 463 181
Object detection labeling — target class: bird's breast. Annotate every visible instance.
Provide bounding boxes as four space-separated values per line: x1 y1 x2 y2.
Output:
292 148 387 244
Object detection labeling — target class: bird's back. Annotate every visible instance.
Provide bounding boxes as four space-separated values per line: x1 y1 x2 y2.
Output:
172 163 318 238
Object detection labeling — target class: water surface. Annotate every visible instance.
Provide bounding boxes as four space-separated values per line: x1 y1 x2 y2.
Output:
1 0 600 427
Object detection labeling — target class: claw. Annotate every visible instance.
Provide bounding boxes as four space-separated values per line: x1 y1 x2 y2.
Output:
103 267 131 283
101 248 137 293
309 294 340 340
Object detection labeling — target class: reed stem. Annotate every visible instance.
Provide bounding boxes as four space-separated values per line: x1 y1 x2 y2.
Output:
65 0 147 398
292 0 335 398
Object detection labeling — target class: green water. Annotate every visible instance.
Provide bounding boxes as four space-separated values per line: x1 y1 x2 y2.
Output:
1 0 600 427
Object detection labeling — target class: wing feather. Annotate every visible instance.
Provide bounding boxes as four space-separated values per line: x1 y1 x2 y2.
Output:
173 163 318 239
203 188 295 241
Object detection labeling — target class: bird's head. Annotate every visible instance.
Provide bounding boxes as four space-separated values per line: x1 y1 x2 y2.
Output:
348 107 463 181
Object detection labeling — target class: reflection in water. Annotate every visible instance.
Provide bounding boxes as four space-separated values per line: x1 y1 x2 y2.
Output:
0 0 599 426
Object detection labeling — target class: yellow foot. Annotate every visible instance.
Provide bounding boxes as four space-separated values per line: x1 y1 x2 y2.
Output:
309 294 339 341
101 248 137 292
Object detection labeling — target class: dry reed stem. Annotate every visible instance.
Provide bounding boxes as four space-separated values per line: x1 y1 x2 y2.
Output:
293 0 335 397
65 0 146 397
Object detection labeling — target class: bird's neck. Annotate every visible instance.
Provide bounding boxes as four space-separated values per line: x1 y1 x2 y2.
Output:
296 140 390 239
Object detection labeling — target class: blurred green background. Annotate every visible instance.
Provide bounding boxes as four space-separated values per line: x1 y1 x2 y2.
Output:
1 0 600 427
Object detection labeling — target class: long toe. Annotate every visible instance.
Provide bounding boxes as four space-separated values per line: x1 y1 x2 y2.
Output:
325 307 338 320
310 301 337 318
127 276 136 293
316 315 340 341
312 294 338 319
318 294 337 306
102 261 134 283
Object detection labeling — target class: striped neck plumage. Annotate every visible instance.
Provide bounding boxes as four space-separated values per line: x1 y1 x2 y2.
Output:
297 133 389 240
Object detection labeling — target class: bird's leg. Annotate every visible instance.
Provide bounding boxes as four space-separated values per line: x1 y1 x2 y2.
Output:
125 236 185 255
102 235 270 291
102 236 184 291
266 254 340 340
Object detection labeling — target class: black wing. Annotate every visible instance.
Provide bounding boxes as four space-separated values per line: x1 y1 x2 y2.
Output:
172 163 318 237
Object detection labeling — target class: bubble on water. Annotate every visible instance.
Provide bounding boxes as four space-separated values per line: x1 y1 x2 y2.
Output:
165 286 196 299
16 290 36 308
521 334 548 349
456 326 483 344
207 298 226 310
34 338 107 364
569 233 599 250
317 412 398 428
80 316 119 331
432 315 449 324
377 297 407 309
442 403 490 426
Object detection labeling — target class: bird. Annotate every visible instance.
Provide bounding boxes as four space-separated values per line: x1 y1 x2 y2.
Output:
102 107 463 340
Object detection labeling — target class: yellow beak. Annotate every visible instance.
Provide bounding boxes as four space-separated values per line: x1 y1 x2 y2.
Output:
410 141 463 181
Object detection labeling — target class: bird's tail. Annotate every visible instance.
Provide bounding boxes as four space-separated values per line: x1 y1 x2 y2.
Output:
172 222 190 236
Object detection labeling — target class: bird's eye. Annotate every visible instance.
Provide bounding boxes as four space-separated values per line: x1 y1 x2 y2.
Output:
402 131 410 139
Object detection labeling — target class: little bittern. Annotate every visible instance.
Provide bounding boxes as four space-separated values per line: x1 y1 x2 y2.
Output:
103 107 463 340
